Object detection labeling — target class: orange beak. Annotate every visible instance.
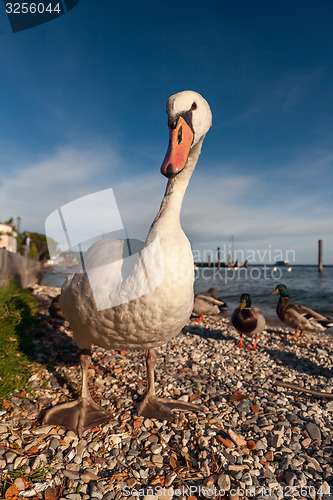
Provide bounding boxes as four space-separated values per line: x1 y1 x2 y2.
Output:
161 117 194 178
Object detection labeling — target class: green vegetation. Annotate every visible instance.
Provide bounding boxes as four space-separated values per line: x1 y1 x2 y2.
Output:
17 231 50 260
0 283 40 401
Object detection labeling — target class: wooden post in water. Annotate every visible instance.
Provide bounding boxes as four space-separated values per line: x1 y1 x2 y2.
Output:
318 239 323 273
217 247 221 270
208 255 211 268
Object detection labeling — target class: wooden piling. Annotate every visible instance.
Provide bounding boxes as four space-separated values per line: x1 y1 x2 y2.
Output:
318 239 323 273
217 247 221 270
208 255 211 267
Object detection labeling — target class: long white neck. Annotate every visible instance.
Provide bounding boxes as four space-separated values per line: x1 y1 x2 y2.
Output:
151 140 203 231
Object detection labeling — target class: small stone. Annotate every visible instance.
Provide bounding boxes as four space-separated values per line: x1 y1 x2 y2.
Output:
247 440 256 450
165 471 177 487
148 434 159 443
13 456 28 469
319 481 331 496
289 440 302 452
102 494 113 500
49 438 60 450
228 465 249 471
229 492 239 500
284 470 297 486
307 456 323 472
305 422 321 442
197 436 209 449
217 473 231 491
228 429 247 447
150 443 163 454
242 472 252 485
216 436 233 448
63 469 80 480
126 477 137 488
302 437 312 449
270 432 284 448
151 454 163 467
81 471 100 482
203 475 217 486
13 478 26 491
32 425 53 435
255 440 267 450
265 450 274 462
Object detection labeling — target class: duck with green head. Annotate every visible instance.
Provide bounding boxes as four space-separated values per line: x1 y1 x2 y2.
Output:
231 293 266 349
271 284 333 337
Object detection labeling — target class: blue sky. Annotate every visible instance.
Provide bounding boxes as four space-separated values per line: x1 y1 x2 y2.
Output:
0 0 333 264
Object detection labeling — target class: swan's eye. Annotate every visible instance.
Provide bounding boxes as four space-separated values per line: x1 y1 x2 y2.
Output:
177 125 182 144
191 102 197 110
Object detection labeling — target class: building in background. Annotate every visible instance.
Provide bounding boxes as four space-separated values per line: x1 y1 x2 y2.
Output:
0 223 17 253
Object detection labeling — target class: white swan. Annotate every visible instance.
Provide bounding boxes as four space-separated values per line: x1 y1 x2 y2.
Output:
43 90 212 436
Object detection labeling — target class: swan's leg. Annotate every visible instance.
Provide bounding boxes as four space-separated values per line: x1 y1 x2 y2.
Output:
235 335 245 348
246 335 258 350
43 349 110 438
135 348 207 422
194 314 204 323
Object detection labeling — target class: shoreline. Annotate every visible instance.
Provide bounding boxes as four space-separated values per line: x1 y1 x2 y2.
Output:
0 285 332 498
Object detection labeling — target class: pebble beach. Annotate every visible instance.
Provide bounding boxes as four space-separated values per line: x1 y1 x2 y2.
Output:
0 285 332 500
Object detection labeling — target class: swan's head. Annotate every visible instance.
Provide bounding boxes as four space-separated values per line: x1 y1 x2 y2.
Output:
161 90 212 178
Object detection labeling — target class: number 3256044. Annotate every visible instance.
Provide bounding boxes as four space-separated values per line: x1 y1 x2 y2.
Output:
6 3 61 14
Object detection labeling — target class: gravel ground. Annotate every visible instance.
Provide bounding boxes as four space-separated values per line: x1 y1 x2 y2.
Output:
0 285 332 500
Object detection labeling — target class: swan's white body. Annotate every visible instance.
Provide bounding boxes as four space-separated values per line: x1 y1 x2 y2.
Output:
60 91 212 352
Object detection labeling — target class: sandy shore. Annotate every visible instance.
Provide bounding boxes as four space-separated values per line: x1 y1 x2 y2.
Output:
0 285 332 499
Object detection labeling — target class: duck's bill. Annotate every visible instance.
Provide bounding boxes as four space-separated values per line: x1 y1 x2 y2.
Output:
271 289 279 294
240 300 247 309
161 117 193 178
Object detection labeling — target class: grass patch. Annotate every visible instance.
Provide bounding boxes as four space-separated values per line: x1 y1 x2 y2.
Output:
0 282 40 401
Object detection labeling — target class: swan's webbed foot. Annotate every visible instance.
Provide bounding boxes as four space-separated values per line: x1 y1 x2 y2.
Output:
42 349 110 438
43 397 111 438
135 348 207 423
136 394 206 423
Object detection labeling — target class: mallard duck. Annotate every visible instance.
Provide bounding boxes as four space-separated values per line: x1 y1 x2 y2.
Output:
193 288 227 322
206 288 228 309
231 293 266 349
43 90 212 436
272 284 333 337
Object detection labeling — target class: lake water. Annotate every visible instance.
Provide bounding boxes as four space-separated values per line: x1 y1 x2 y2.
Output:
194 265 333 319
41 264 333 319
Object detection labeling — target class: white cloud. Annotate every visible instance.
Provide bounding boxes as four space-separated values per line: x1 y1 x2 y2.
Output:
0 145 123 231
0 143 332 264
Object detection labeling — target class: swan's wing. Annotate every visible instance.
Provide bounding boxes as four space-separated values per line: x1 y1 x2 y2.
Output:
83 236 163 311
